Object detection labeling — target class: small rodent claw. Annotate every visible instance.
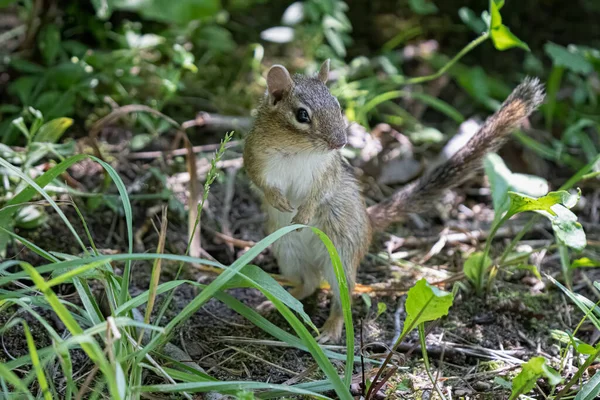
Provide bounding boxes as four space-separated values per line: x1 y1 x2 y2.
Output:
316 316 344 344
272 197 293 213
256 299 276 314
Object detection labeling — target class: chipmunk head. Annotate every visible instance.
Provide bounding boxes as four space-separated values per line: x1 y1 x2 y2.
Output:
260 60 347 152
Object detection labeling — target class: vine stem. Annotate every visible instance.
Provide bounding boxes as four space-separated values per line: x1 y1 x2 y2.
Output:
398 32 491 86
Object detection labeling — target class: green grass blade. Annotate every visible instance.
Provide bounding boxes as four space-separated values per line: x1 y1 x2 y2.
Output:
16 261 122 399
89 156 134 307
21 321 52 400
137 381 333 399
0 362 34 399
310 227 355 387
0 157 88 253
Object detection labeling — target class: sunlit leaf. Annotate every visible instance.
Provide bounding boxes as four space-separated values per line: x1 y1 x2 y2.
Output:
402 279 453 335
484 153 548 214
491 25 530 51
506 190 586 251
510 356 561 399
571 257 600 268
260 27 294 43
33 118 73 143
488 0 529 51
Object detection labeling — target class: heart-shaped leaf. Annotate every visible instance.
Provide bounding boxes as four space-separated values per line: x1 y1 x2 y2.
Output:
510 356 561 399
484 153 549 214
402 279 453 335
507 190 586 251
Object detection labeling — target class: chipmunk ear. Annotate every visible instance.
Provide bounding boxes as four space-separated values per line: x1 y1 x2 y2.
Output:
267 65 293 105
318 59 330 84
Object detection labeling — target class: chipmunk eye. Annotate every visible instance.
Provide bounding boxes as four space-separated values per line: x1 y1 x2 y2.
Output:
296 108 310 124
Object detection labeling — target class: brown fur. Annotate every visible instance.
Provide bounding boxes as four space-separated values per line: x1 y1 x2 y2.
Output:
244 62 545 342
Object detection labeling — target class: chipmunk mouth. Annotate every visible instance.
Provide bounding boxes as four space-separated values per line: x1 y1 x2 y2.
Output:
327 134 347 150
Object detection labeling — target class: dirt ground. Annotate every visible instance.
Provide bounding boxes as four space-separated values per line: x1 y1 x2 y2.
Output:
2 122 600 399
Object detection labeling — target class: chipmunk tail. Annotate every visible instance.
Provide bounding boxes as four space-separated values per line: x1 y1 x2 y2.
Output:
367 77 545 232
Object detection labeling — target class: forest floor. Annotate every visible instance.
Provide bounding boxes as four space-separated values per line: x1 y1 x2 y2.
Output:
3 115 599 399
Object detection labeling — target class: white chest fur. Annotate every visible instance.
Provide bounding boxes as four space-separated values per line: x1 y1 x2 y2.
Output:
263 151 331 206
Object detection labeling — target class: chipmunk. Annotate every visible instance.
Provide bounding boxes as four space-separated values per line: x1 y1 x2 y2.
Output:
243 59 545 343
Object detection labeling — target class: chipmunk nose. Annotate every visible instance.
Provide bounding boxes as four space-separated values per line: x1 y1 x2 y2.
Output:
328 135 347 150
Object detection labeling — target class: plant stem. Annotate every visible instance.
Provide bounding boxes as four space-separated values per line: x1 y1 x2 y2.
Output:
555 347 600 399
418 324 447 400
398 32 490 86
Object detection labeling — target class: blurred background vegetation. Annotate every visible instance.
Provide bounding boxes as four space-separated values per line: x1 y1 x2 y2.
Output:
1 0 600 398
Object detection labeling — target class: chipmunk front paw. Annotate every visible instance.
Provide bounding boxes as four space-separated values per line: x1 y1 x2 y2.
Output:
265 188 293 213
291 205 314 227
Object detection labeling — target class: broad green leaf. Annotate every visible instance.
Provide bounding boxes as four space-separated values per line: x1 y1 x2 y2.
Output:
33 118 73 143
484 153 548 214
402 279 453 335
572 257 600 268
576 369 600 400
408 0 438 15
510 356 561 399
376 302 387 318
547 205 586 251
463 251 492 287
506 190 586 251
545 42 594 75
507 190 578 216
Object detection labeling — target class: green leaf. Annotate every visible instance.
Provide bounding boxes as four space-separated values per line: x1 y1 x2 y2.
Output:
458 7 487 34
223 264 318 333
137 381 332 399
506 190 586 251
38 24 61 65
402 279 453 335
376 302 387 318
488 0 529 51
33 118 73 143
484 153 549 214
463 251 492 287
507 190 578 216
510 356 561 399
408 0 438 15
572 257 600 268
545 42 594 75
490 25 530 51
576 369 600 400
551 275 600 331
548 205 586 251
112 0 221 24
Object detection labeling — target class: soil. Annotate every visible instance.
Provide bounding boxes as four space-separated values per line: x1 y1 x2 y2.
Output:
3 121 599 399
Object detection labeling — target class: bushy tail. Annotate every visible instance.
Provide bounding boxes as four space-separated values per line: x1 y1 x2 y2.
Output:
367 77 545 231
